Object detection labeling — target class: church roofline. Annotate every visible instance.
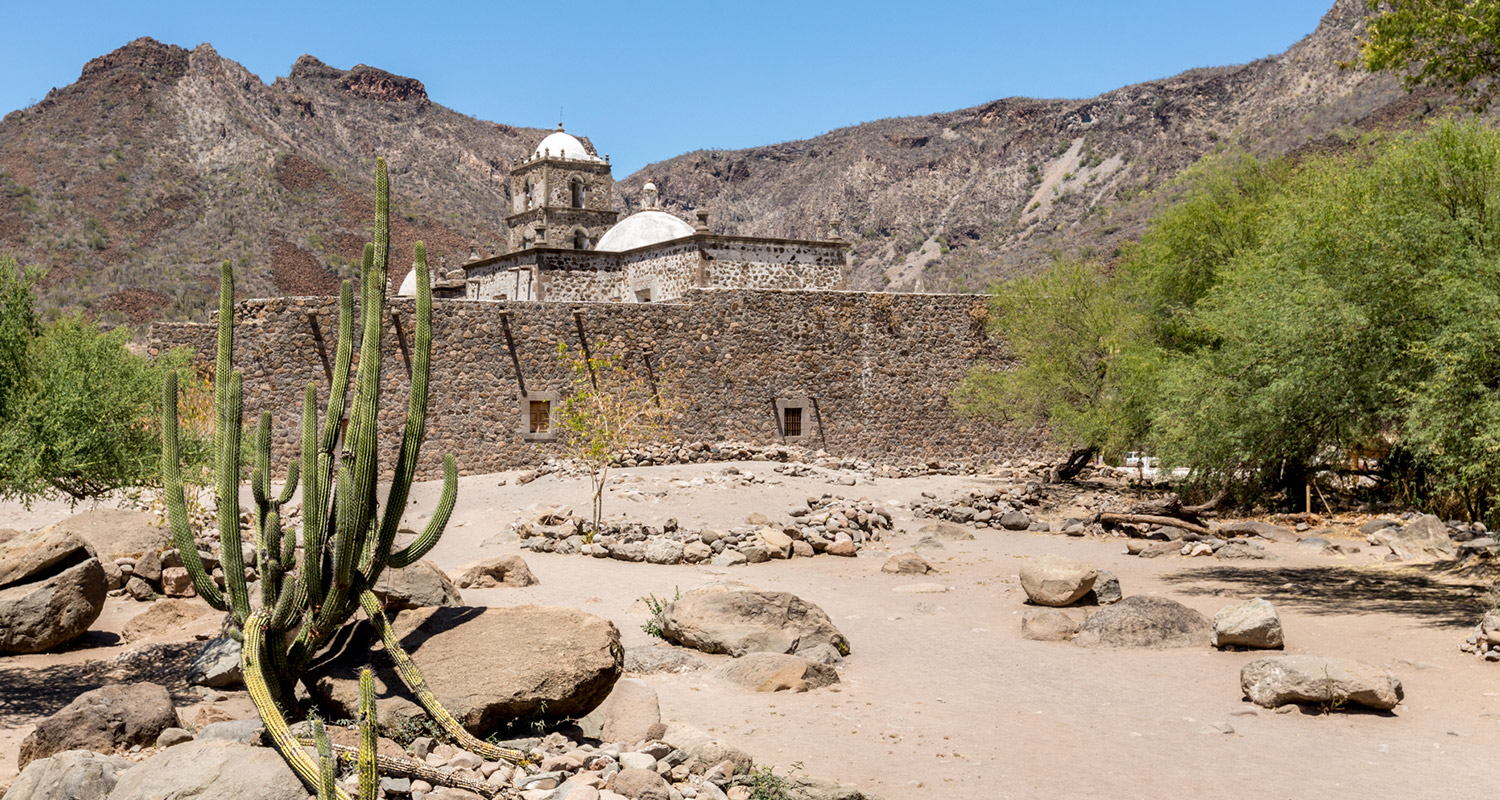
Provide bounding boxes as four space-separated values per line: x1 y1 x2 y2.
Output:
462 231 851 272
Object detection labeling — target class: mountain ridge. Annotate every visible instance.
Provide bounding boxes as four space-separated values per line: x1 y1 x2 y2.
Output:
0 1 1450 319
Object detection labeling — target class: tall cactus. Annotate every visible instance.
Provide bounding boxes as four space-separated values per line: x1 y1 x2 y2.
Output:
162 159 523 799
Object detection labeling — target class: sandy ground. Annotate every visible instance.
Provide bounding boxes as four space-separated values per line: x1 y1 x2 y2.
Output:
3 461 1497 799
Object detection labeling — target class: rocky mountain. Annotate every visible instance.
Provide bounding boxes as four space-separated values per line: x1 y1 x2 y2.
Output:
625 0 1437 291
0 0 1457 320
0 39 554 321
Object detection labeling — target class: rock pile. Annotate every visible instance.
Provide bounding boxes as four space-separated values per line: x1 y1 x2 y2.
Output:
7 676 874 800
1460 609 1500 661
1124 537 1275 560
525 439 981 480
519 495 889 564
912 485 1046 531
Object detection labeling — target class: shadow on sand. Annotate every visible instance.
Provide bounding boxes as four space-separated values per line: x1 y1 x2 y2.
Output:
1160 563 1487 628
0 640 200 728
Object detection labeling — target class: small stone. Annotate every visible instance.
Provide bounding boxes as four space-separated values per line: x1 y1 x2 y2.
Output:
156 727 194 747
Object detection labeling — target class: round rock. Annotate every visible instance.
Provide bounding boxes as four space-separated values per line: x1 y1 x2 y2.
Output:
1019 554 1097 607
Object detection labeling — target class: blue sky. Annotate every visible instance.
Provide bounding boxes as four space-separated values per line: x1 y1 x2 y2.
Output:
1 1 1339 176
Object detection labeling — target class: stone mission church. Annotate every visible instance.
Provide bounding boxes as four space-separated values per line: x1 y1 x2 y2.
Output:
398 125 850 303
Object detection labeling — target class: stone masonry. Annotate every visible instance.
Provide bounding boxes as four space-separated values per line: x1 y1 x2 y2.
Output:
148 288 1037 479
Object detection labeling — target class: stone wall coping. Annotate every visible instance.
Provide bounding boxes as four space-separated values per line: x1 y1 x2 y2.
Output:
463 231 850 272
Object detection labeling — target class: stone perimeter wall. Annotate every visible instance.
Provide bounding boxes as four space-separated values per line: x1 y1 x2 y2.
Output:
146 289 1039 479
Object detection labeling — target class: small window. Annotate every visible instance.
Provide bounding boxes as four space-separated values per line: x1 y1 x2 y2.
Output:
635 288 652 303
783 407 802 438
571 178 585 209
520 392 561 441
524 180 534 209
574 230 589 250
775 397 813 443
529 400 551 433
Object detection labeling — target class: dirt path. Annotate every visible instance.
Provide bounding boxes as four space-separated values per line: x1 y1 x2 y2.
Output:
3 462 1497 799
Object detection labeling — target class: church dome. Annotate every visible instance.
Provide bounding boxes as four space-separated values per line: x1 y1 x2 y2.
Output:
396 268 420 297
595 210 695 252
533 125 601 162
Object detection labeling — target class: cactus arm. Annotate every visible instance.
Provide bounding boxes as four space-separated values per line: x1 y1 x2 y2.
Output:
160 371 227 610
387 454 455 569
252 413 271 516
371 241 433 578
345 164 390 549
358 668 378 799
311 718 337 800
243 611 353 800
319 280 355 458
357 590 526 765
214 261 233 456
302 451 330 607
261 508 283 610
310 462 360 635
219 371 250 625
276 460 300 506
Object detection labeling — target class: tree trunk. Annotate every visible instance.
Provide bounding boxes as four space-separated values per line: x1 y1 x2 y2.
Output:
1055 447 1097 482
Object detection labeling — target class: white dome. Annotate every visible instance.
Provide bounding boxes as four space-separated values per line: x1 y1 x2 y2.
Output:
396 269 419 297
594 210 696 252
534 127 601 162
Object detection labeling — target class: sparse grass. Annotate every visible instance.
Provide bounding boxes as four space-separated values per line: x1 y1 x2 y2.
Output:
640 588 679 638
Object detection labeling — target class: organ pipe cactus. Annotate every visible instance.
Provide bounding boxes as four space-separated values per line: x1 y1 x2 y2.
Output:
161 158 523 799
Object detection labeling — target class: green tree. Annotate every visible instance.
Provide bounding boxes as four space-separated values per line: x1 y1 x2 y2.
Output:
0 315 194 502
0 258 40 422
1356 0 1500 111
0 259 197 503
953 259 1148 476
555 343 676 534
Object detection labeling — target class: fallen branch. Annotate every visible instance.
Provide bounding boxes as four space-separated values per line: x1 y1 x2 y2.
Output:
296 738 502 797
1182 489 1229 516
1096 512 1211 537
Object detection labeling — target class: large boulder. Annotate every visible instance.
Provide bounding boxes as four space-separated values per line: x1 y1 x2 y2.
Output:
577 678 662 744
371 560 463 611
307 605 622 737
120 598 214 644
715 653 839 693
40 509 170 564
0 557 107 654
187 637 244 688
657 590 849 657
5 749 134 800
454 555 538 589
1370 515 1456 562
19 683 180 768
1019 555 1097 607
105 740 306 800
1072 595 1211 649
0 527 96 588
1212 598 1284 649
1240 655 1404 711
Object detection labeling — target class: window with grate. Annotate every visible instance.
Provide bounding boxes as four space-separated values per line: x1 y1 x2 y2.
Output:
783 407 802 438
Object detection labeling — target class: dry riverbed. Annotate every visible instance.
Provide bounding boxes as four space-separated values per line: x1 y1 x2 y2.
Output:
2 461 1496 799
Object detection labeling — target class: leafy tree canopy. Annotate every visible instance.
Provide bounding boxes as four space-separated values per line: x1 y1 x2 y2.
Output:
1356 0 1500 110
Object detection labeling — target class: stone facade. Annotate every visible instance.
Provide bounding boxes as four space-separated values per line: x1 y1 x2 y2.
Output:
464 236 849 303
505 155 617 252
146 289 1036 479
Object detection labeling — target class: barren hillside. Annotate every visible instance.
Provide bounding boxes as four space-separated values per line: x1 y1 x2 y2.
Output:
0 0 1458 318
623 0 1432 291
